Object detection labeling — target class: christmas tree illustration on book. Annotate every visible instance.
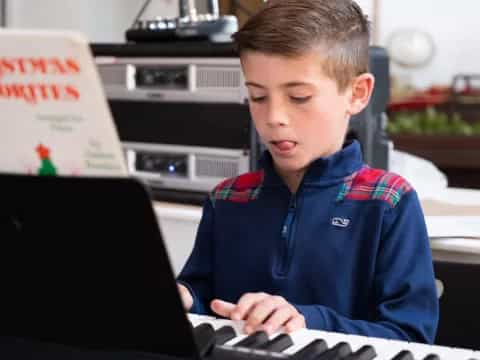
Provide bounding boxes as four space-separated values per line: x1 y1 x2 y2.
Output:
36 144 57 176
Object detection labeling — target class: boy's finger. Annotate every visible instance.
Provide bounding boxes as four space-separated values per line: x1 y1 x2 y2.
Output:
284 314 306 333
244 296 284 330
261 305 294 334
232 292 269 321
210 299 236 318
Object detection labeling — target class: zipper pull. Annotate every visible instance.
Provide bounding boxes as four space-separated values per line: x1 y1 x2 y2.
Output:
290 195 297 209
281 195 296 239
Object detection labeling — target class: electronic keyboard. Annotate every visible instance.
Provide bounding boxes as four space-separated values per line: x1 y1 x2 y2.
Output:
189 314 479 360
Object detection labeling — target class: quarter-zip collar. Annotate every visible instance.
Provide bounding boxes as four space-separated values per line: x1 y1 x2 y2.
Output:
260 140 364 189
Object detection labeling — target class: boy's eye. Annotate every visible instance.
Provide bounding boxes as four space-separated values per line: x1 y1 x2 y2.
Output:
249 96 267 103
290 96 312 104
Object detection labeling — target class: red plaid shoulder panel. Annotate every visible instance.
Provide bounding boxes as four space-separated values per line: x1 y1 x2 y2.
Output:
210 170 264 206
336 167 413 207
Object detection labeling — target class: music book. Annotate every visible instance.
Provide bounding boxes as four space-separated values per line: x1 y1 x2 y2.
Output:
0 29 127 176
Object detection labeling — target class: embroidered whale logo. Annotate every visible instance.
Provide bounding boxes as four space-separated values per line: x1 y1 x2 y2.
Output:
331 217 350 228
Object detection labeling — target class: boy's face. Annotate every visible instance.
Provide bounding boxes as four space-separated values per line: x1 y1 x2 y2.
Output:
241 50 372 176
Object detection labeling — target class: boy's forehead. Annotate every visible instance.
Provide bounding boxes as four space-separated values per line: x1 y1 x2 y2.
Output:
240 49 331 84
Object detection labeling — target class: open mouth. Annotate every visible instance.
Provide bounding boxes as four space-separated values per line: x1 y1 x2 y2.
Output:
270 140 297 153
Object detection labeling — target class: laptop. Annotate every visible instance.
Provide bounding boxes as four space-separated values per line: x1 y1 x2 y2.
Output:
0 173 202 360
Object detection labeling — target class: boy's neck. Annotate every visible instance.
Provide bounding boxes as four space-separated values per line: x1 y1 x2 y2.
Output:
274 165 306 194
272 143 347 193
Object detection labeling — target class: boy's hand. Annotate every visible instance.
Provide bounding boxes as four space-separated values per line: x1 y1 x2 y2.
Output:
210 292 305 335
177 283 193 311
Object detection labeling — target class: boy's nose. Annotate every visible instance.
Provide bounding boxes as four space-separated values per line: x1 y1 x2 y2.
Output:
266 102 289 127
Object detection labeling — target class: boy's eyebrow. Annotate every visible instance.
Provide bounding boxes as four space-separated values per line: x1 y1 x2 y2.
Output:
245 81 314 89
245 82 266 89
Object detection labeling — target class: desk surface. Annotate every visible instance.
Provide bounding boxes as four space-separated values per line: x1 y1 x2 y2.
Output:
421 199 480 216
420 186 480 216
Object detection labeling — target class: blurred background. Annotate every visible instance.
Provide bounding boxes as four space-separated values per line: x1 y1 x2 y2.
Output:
2 0 479 188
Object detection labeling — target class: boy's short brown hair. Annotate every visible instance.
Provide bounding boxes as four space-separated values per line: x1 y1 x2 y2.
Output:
232 0 370 92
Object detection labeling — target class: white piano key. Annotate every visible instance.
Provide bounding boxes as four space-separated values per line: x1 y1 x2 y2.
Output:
188 314 247 346
401 342 442 359
358 338 408 360
224 329 285 347
440 346 476 360
281 329 323 355
409 343 475 360
187 313 216 327
299 328 352 348
409 342 473 360
223 334 248 347
336 333 381 352
188 313 244 334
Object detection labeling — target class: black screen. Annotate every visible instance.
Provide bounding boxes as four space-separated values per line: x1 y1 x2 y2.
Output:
0 174 199 359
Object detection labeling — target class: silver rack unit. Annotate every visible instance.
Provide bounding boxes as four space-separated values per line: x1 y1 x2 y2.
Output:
95 54 255 203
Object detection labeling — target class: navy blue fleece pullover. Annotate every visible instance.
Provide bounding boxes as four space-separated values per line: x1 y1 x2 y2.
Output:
178 141 438 343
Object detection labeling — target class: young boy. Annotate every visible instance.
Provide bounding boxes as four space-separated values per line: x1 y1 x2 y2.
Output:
177 0 438 344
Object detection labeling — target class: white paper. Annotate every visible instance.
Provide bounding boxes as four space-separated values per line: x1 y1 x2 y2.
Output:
426 216 480 239
430 238 480 255
425 187 480 206
390 149 448 199
0 29 127 176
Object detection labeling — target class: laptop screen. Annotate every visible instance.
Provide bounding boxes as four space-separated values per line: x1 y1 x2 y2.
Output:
0 174 199 359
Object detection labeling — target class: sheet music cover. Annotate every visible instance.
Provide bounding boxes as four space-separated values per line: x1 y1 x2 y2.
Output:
0 29 127 176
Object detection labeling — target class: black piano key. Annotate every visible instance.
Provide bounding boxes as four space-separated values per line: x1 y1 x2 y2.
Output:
316 342 352 360
423 355 440 360
211 345 290 360
214 325 237 345
211 346 255 360
193 323 216 357
343 345 377 360
234 331 269 349
391 350 415 360
291 339 328 360
257 333 294 352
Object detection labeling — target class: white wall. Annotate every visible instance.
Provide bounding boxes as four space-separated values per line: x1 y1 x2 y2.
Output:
358 0 480 89
5 0 179 42
5 0 480 88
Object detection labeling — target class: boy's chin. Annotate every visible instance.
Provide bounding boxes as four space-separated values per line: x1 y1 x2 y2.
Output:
272 156 309 174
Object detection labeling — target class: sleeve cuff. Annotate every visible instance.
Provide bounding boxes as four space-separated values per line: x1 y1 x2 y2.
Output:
177 280 208 315
293 304 327 330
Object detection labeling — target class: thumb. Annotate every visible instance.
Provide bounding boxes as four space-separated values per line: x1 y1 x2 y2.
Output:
210 299 236 318
177 283 193 311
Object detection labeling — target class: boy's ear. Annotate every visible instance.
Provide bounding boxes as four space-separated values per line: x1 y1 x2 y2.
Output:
347 73 375 116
